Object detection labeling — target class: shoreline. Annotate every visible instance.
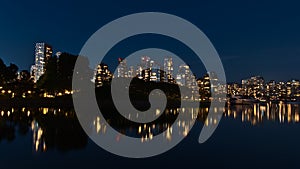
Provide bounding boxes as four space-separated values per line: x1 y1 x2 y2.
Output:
0 96 299 108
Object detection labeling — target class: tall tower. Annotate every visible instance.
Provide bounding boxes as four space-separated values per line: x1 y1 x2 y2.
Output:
176 64 191 87
141 56 150 81
141 56 150 69
149 60 161 82
33 43 53 83
164 57 173 83
117 58 127 78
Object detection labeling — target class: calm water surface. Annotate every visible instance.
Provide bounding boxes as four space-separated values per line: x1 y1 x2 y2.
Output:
0 103 300 169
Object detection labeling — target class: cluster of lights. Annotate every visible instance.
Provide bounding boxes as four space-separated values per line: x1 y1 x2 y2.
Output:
228 76 300 102
225 102 300 125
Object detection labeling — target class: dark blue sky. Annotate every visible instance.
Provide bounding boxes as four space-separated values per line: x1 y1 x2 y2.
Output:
0 0 300 82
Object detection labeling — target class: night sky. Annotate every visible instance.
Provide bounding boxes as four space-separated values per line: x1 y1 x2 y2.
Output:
0 0 300 82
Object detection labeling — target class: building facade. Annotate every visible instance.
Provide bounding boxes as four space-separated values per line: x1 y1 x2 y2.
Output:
32 43 53 83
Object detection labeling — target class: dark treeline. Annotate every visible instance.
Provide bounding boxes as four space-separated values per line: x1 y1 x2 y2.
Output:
37 52 92 95
0 58 34 98
0 53 92 100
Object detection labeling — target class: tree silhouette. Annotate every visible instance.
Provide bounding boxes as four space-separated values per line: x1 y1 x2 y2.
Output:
37 56 58 93
37 53 93 94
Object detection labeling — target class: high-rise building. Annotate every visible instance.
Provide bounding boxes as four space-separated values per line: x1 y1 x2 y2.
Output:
127 66 135 78
163 57 173 83
30 65 36 80
141 56 150 69
95 63 112 87
136 65 143 79
32 43 53 83
176 64 192 87
197 73 211 101
266 80 277 99
117 58 127 78
140 56 151 81
149 60 161 82
242 76 264 98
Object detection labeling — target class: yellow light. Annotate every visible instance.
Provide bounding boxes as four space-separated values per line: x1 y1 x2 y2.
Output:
7 90 11 94
166 127 172 141
96 121 101 133
1 90 5 94
43 141 47 152
213 118 217 124
28 90 32 94
141 137 144 143
183 126 189 136
64 90 71 94
295 113 299 122
43 108 48 115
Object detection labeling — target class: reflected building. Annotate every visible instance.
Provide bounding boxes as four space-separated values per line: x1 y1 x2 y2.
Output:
31 120 46 152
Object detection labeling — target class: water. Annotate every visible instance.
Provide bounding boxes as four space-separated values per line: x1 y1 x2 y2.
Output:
0 103 300 169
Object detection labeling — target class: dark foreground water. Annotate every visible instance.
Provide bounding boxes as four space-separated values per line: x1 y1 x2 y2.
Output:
0 103 300 169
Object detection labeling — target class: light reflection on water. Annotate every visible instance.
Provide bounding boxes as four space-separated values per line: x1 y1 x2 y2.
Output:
0 103 299 153
226 102 300 125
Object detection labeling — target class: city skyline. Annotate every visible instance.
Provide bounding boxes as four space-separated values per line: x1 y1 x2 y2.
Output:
2 41 300 88
3 41 300 85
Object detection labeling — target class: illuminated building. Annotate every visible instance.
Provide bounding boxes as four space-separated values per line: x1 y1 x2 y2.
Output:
30 65 36 80
31 43 53 83
141 56 151 81
242 76 264 98
17 70 31 81
227 83 241 96
266 80 277 100
149 60 161 82
117 58 127 78
127 66 135 78
197 73 211 101
287 80 300 98
95 63 112 87
136 65 143 79
141 56 151 69
208 72 220 94
163 57 174 83
176 64 192 87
